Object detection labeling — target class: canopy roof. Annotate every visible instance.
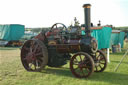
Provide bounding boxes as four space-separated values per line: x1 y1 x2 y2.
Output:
82 26 112 49
0 24 25 41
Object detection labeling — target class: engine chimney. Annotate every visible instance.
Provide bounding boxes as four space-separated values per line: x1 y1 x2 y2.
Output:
83 4 91 36
80 4 98 53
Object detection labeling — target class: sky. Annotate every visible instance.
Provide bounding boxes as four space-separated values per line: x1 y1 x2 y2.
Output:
0 0 128 28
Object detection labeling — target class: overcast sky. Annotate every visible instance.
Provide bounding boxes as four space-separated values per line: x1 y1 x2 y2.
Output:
0 0 128 27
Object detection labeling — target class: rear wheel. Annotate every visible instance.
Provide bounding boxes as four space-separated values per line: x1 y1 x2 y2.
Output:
21 39 48 72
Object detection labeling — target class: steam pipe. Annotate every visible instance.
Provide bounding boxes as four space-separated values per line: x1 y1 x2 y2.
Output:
83 4 91 36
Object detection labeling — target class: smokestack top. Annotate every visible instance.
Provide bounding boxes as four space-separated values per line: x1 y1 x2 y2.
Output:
83 3 91 36
83 4 91 8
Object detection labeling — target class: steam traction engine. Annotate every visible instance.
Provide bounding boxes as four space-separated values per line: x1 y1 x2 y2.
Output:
21 4 107 78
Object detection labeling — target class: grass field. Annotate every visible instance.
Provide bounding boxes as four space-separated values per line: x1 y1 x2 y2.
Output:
0 44 128 85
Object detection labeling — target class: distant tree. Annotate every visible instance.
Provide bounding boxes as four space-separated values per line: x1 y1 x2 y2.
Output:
74 17 80 26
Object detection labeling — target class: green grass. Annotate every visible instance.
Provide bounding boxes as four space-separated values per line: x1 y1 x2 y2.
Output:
0 46 128 85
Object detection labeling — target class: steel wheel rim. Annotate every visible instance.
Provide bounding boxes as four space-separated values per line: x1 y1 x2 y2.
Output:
70 52 94 78
21 40 47 72
94 50 107 72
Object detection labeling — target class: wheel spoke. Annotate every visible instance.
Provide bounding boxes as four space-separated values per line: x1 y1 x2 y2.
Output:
95 66 98 71
23 46 29 51
33 44 39 53
36 60 39 67
100 62 105 64
37 59 42 64
96 53 100 58
34 66 37 70
79 55 82 61
83 56 86 61
30 41 36 51
73 63 79 65
85 61 90 64
86 68 90 72
29 63 33 69
35 52 43 56
33 60 39 70
75 57 79 63
99 57 104 60
85 65 91 68
23 57 27 61
96 56 100 60
31 40 36 46
80 68 86 76
99 64 102 69
30 47 33 53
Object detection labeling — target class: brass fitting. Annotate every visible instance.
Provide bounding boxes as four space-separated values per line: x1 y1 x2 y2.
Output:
83 4 91 8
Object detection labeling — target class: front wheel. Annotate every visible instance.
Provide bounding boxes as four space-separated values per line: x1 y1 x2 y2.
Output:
70 52 94 78
94 50 107 72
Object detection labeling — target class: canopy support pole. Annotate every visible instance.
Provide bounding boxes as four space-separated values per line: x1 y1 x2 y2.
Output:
107 48 110 63
114 49 128 72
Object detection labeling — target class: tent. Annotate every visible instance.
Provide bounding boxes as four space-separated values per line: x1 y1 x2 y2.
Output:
127 32 128 38
82 26 112 49
0 24 25 41
110 30 125 48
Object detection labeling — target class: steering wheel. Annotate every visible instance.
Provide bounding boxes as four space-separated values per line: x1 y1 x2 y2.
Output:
50 23 67 33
